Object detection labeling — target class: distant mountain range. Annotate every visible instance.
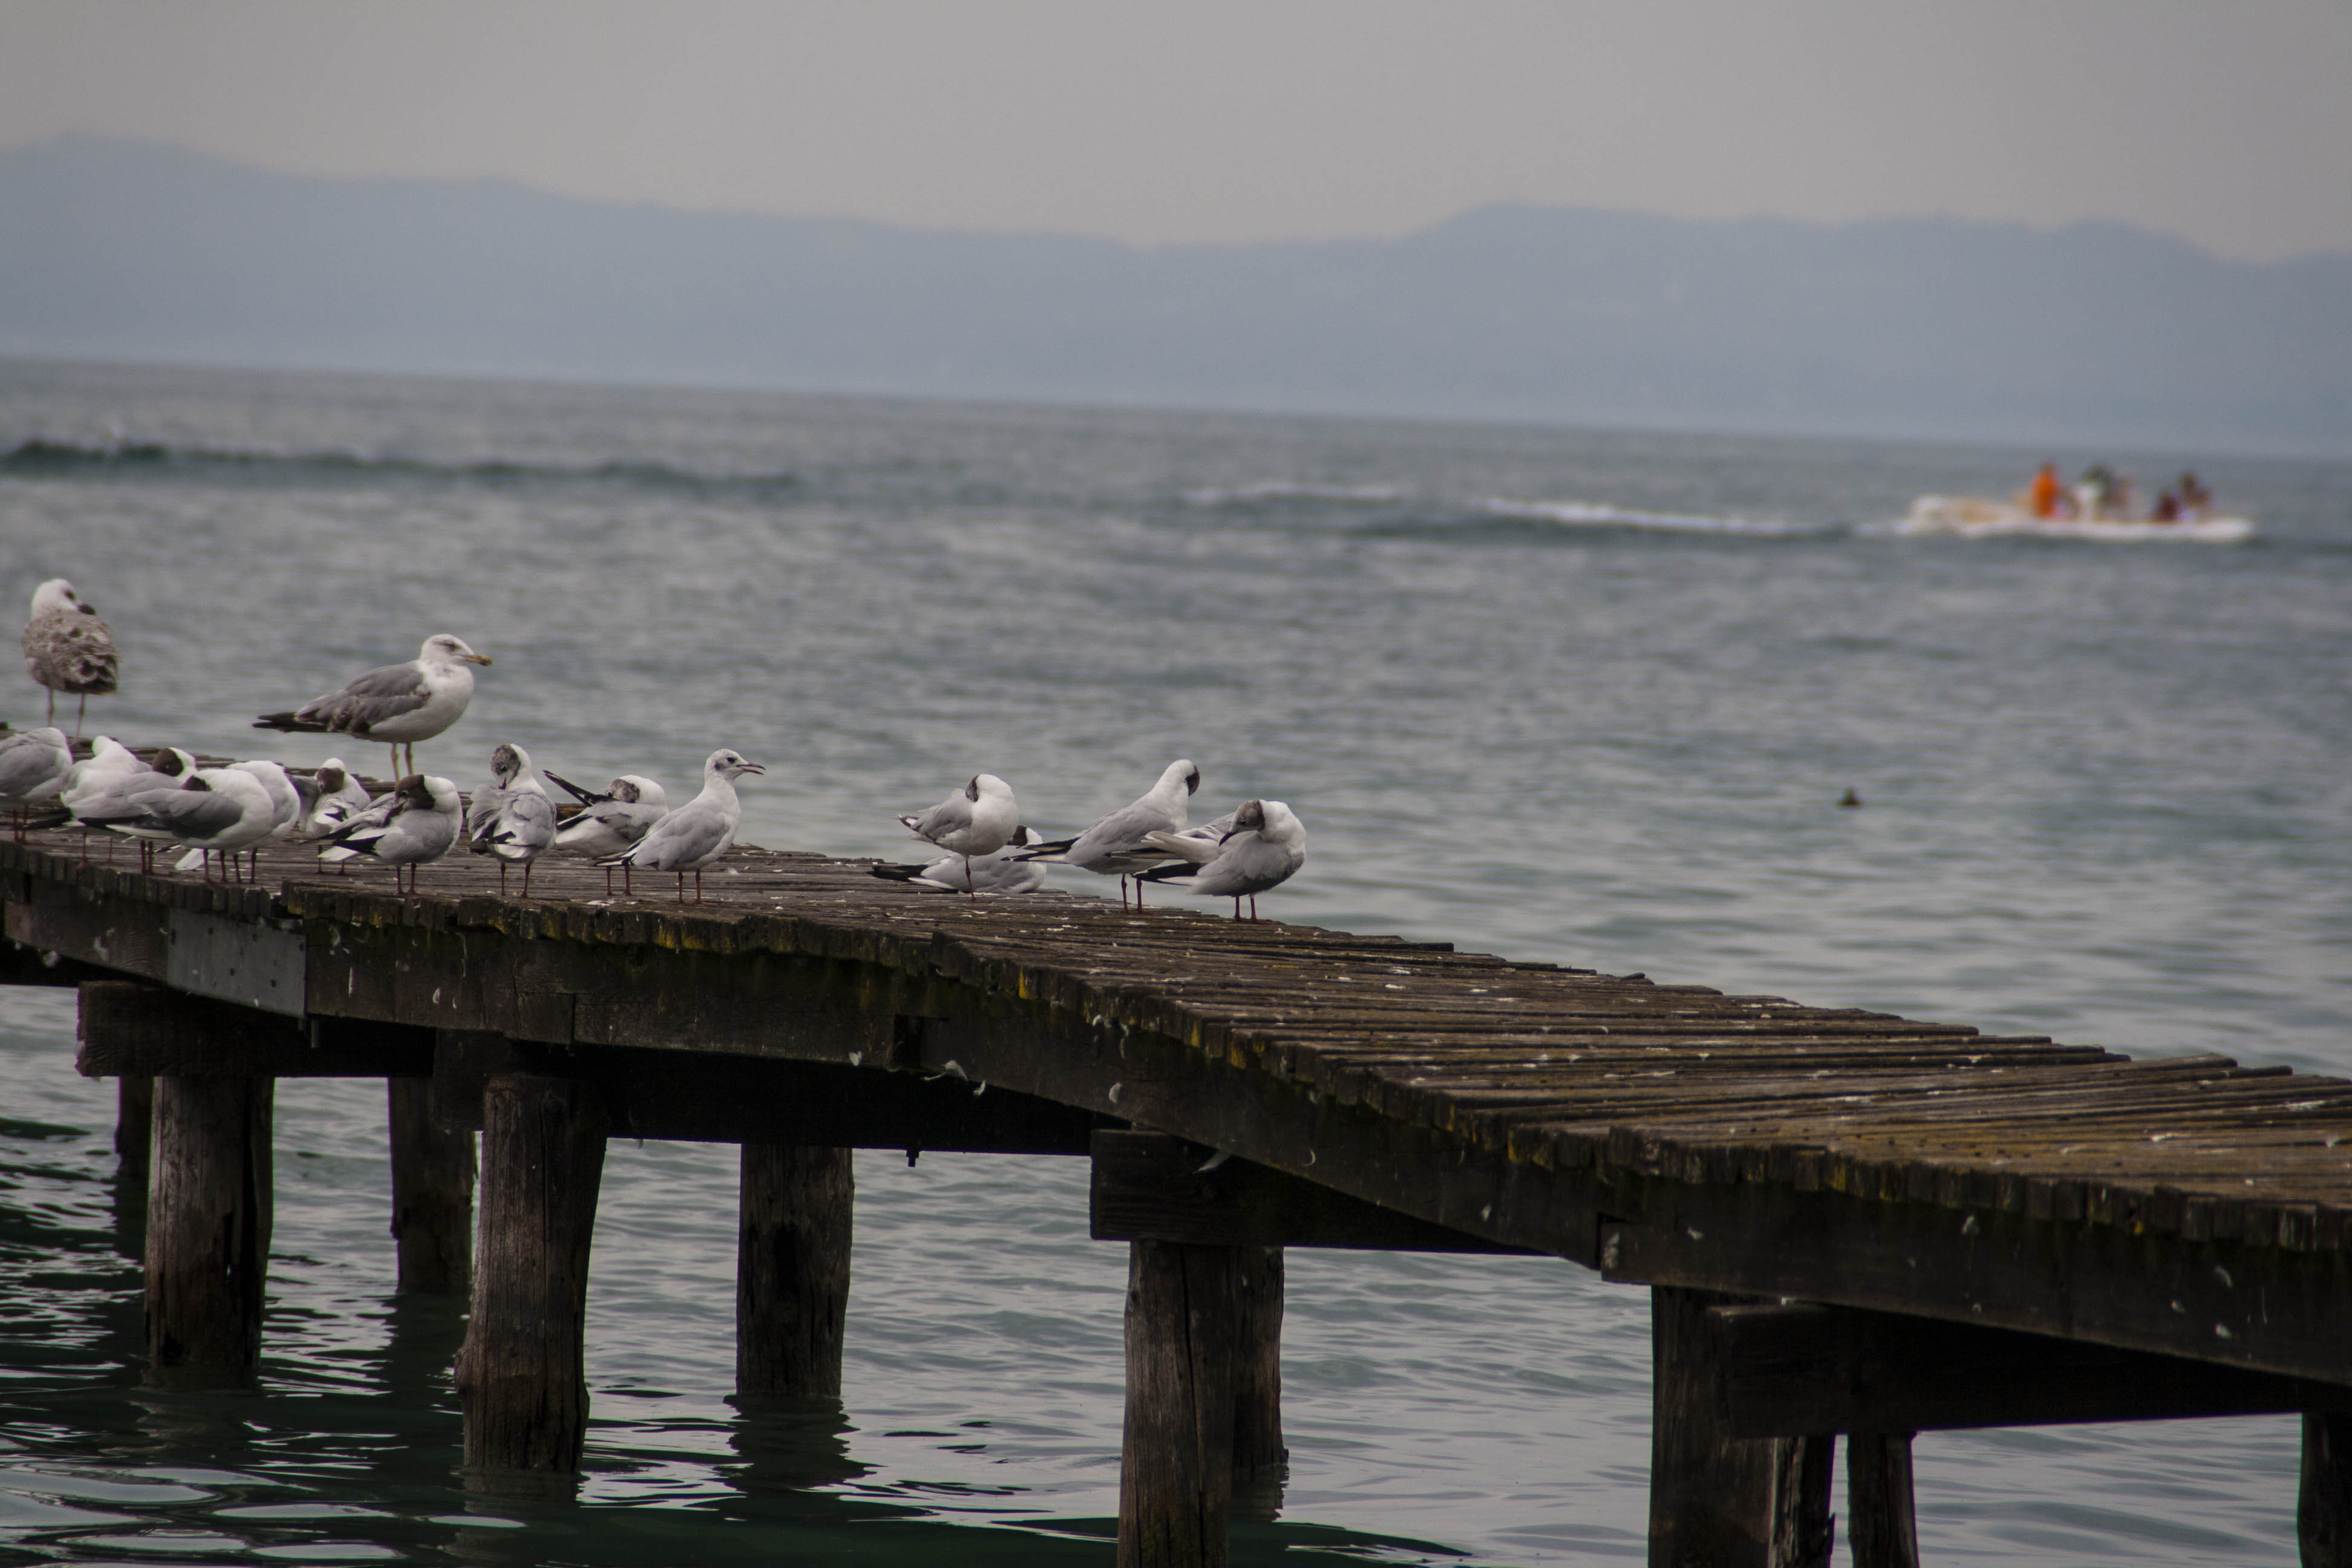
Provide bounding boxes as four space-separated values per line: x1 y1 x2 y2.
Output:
4 136 2347 454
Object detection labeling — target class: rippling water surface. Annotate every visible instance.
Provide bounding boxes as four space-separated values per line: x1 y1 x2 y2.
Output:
2 359 2349 1565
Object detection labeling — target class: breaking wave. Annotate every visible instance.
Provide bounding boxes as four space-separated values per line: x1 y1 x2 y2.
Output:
1477 496 1837 538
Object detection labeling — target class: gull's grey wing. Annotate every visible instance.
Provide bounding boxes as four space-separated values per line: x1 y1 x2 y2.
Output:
24 609 120 695
139 790 249 840
300 660 432 731
1067 798 1185 866
626 801 729 871
910 793 975 841
1187 834 1305 899
0 740 65 795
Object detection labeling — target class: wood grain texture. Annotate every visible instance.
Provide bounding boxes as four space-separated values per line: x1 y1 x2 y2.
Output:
1649 1285 1777 1568
389 1077 474 1295
1121 1240 1243 1568
145 1074 272 1388
457 1073 607 1474
1846 1434 1919 1568
1231 1245 1286 1523
2304 1414 2352 1567
736 1143 854 1400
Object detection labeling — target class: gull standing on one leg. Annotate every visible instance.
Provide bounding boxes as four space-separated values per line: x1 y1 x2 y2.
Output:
547 772 668 897
895 773 1018 898
253 634 492 779
597 750 763 904
21 580 119 737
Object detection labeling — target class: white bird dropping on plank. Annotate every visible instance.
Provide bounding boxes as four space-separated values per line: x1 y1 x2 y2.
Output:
897 773 1019 897
253 633 492 779
1138 799 1306 921
0 727 73 839
319 774 463 894
465 742 556 897
21 580 118 736
1021 758 1200 908
547 771 670 896
871 825 1047 895
598 749 763 904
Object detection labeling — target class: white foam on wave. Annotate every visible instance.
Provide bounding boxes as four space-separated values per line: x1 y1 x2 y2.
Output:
1478 497 1828 538
1182 480 1404 506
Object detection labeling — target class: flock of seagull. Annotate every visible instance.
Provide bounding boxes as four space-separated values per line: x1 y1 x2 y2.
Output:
5 581 1307 917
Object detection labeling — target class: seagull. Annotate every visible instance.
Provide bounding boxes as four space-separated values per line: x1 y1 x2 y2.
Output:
597 749 763 904
1137 799 1307 921
172 759 299 881
0 727 74 839
896 773 1019 897
1021 759 1200 908
318 774 463 894
94 768 276 884
21 580 119 737
34 744 195 866
466 743 556 897
547 771 669 896
292 759 374 842
871 825 1047 895
253 634 492 778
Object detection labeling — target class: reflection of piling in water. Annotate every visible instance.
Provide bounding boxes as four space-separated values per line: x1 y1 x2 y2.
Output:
726 1394 867 1492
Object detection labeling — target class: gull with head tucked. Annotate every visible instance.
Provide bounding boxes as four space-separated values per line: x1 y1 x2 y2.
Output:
1138 799 1307 921
895 773 1018 898
254 634 492 778
598 749 763 904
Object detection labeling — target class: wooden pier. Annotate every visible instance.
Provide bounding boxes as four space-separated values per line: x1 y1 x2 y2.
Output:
6 808 2352 1567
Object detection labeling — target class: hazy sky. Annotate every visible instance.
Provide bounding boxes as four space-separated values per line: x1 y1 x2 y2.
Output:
4 1 2348 261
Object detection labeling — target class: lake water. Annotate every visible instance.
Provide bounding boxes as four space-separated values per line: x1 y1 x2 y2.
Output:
3 358 2349 1566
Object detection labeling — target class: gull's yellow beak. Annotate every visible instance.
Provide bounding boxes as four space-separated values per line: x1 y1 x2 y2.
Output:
466 652 494 666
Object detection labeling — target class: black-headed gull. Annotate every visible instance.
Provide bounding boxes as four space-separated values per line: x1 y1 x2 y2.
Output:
1138 799 1306 921
598 749 763 904
1022 759 1200 907
319 774 463 894
871 825 1047 895
895 773 1018 897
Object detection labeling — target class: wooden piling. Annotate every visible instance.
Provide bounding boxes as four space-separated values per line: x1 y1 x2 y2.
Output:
1231 1245 1287 1521
735 1142 854 1400
457 1073 607 1475
389 1077 475 1296
115 1074 152 1177
1648 1285 1779 1567
1770 1434 1835 1567
145 1075 273 1387
1847 1432 1921 1568
2302 1413 2352 1567
1120 1240 1244 1568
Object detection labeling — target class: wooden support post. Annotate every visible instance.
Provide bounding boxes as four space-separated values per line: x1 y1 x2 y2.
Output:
389 1077 475 1296
1770 1434 1835 1568
145 1075 273 1388
1230 1245 1286 1522
1649 1284 1789 1568
116 1074 152 1177
457 1073 607 1475
1847 1432 1920 1568
1120 1239 1244 1568
2302 1413 2352 1567
736 1143 854 1400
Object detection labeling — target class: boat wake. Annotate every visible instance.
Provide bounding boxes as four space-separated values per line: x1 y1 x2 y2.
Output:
1895 495 2256 544
1181 480 1405 506
1477 497 1835 538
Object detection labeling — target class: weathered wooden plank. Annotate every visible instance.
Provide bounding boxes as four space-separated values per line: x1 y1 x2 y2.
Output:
1712 1302 2352 1434
1089 1129 1535 1254
1649 1285 1779 1568
77 979 432 1077
2302 1413 2352 1567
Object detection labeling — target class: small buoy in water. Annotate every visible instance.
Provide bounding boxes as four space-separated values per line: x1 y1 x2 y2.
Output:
1837 788 1863 808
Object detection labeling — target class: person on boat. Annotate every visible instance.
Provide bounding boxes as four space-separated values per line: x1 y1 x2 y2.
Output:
2028 462 2062 519
2179 471 2212 520
2152 489 2181 523
2077 464 2115 521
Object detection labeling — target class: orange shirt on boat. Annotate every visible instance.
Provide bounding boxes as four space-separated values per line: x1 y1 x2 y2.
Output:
2028 463 2062 519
